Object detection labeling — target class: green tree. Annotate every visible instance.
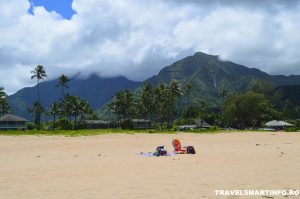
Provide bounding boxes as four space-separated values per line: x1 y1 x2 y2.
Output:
0 87 9 116
31 65 47 129
137 82 154 129
218 89 229 102
283 99 297 119
108 90 134 127
197 100 210 127
117 90 134 121
108 97 122 127
28 102 44 129
31 65 47 103
56 74 70 99
165 80 183 127
153 83 168 128
60 94 92 129
223 91 268 128
251 80 272 94
182 83 195 119
48 102 60 122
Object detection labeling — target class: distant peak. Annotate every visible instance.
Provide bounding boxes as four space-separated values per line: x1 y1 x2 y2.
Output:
193 52 219 58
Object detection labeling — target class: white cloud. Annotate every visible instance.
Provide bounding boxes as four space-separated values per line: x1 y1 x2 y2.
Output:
0 0 300 94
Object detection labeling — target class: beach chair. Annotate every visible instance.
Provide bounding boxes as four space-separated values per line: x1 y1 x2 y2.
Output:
172 139 187 154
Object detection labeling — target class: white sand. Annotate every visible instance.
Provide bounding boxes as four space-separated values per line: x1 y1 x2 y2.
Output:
0 132 299 199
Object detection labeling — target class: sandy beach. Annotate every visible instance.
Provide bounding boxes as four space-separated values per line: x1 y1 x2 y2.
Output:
0 132 299 199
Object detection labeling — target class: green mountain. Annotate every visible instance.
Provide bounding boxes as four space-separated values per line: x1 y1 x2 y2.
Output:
8 74 141 120
271 84 300 107
7 52 300 120
147 52 300 105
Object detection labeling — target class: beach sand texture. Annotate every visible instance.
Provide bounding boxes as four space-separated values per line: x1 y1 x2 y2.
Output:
0 132 299 199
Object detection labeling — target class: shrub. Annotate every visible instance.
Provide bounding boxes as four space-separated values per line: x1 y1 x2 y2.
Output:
26 122 35 130
285 127 299 132
53 118 73 130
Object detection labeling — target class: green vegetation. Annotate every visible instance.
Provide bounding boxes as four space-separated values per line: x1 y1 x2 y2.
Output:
3 52 300 133
56 74 70 99
0 87 9 116
30 65 47 129
0 129 177 136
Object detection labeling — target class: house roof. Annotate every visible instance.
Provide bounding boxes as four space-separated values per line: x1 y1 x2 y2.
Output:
85 120 110 124
194 119 211 127
265 120 293 127
0 114 29 122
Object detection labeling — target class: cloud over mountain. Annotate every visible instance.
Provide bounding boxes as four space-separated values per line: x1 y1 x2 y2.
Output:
1 0 300 94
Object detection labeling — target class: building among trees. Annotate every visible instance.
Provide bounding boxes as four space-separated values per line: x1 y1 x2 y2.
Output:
0 114 28 130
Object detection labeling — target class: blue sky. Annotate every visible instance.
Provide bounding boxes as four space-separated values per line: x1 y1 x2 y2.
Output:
29 0 75 19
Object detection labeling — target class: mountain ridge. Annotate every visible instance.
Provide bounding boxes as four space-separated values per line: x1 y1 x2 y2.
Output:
8 75 141 120
8 52 300 120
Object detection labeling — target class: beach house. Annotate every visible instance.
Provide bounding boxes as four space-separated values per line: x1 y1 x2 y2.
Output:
0 114 28 130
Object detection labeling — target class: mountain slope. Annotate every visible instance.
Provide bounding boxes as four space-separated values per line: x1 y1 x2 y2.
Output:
147 52 300 104
271 84 300 107
8 74 141 120
8 52 300 120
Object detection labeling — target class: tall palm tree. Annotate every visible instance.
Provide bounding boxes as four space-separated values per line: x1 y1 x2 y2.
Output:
153 83 169 129
28 102 44 129
139 82 154 129
31 65 47 103
108 97 122 127
31 65 47 129
108 90 134 125
166 80 183 127
56 74 70 99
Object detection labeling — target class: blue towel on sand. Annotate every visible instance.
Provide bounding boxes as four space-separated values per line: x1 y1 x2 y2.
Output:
138 152 176 157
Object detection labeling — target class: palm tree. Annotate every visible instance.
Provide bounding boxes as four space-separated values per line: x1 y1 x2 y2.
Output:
0 87 9 116
28 102 44 129
166 80 183 127
56 74 70 99
78 99 92 121
108 98 122 127
153 83 168 128
139 82 154 129
31 65 47 129
108 90 134 126
48 102 60 122
60 94 92 129
31 65 47 103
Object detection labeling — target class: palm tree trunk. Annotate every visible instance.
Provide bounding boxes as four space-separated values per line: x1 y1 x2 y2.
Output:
74 114 77 130
144 114 147 129
37 79 40 103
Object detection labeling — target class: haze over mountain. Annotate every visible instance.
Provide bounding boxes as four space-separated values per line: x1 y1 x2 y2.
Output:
8 75 140 120
8 52 300 120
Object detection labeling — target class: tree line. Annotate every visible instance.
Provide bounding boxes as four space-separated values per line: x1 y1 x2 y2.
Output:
1 64 300 130
107 80 300 129
108 80 183 129
29 65 93 130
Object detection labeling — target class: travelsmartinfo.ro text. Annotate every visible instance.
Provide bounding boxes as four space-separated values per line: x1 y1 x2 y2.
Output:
215 189 299 196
